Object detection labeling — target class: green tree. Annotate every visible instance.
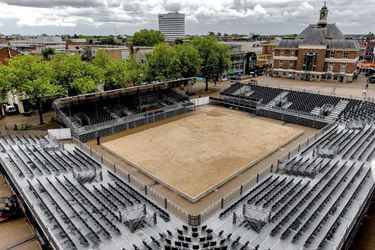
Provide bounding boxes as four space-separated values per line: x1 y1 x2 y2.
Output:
145 43 180 81
92 49 110 69
175 44 202 78
100 35 117 45
8 55 64 124
191 36 230 91
92 49 127 89
123 56 147 86
50 53 103 95
131 29 165 46
41 47 55 60
0 66 10 117
145 43 201 81
174 38 184 45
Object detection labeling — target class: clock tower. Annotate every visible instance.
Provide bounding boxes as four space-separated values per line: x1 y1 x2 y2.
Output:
318 2 328 27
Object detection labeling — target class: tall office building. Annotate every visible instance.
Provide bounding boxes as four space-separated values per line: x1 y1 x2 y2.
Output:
158 12 185 42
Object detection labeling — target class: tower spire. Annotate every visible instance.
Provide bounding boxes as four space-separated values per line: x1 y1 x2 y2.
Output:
318 2 328 27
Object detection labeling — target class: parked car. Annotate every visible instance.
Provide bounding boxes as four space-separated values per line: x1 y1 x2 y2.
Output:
368 75 375 84
2 104 16 114
365 69 375 77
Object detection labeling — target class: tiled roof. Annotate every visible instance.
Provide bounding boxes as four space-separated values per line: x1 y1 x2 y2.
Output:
276 23 359 50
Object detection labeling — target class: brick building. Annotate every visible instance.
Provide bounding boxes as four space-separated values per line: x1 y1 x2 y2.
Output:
272 3 360 83
362 36 375 62
0 47 20 65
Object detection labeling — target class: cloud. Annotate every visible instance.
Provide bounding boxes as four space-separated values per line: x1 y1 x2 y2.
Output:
0 0 373 35
253 4 266 15
164 0 182 12
0 0 103 8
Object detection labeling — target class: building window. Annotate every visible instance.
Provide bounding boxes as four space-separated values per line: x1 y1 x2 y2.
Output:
343 51 349 58
289 61 295 69
303 52 317 71
327 51 336 58
327 63 333 73
279 61 284 69
340 64 346 73
280 50 285 56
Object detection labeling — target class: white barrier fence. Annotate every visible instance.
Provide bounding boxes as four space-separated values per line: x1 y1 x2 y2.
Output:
191 97 210 106
47 128 72 140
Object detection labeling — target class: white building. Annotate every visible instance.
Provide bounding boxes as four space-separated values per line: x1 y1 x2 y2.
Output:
219 41 263 55
158 12 185 42
9 36 66 54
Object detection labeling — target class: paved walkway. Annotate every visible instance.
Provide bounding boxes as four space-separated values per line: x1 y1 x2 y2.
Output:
0 175 41 250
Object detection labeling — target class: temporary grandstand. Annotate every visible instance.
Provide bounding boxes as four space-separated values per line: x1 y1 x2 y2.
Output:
1 80 375 250
54 79 195 142
211 81 375 128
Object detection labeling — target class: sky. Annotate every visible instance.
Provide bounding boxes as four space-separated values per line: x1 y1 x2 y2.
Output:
0 0 373 36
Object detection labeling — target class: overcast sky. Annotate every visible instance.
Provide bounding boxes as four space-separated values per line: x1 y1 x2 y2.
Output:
0 0 373 36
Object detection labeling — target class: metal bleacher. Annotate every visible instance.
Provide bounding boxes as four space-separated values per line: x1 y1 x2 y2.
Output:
55 88 194 142
205 118 374 250
212 82 375 129
0 136 180 250
1 82 375 249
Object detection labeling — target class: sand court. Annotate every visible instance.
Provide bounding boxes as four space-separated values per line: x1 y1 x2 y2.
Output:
103 106 303 202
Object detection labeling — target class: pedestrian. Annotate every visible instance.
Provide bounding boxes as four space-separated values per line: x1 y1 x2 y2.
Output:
362 88 367 97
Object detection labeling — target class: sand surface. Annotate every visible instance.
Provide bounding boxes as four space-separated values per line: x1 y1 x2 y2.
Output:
103 106 303 200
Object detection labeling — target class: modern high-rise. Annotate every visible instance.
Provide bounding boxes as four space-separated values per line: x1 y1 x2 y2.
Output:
158 12 185 42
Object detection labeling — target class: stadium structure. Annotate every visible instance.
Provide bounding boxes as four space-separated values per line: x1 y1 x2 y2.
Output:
0 80 375 250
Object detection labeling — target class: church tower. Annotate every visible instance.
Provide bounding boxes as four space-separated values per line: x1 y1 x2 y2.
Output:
318 2 328 27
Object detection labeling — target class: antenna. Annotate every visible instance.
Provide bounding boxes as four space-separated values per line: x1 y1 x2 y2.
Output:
114 24 118 37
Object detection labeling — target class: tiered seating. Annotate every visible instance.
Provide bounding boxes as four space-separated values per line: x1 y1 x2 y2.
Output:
153 225 241 249
240 219 267 233
220 82 244 96
281 157 325 177
216 83 375 129
219 176 273 218
247 85 285 104
286 91 340 114
76 109 115 126
62 88 190 128
339 100 375 122
161 89 189 102
108 171 170 222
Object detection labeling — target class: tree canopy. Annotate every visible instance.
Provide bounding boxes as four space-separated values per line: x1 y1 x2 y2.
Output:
191 36 231 91
7 55 64 124
41 47 55 60
100 35 118 45
0 66 11 115
92 49 146 90
50 53 103 96
145 43 201 82
0 50 146 123
131 29 165 46
0 34 232 123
